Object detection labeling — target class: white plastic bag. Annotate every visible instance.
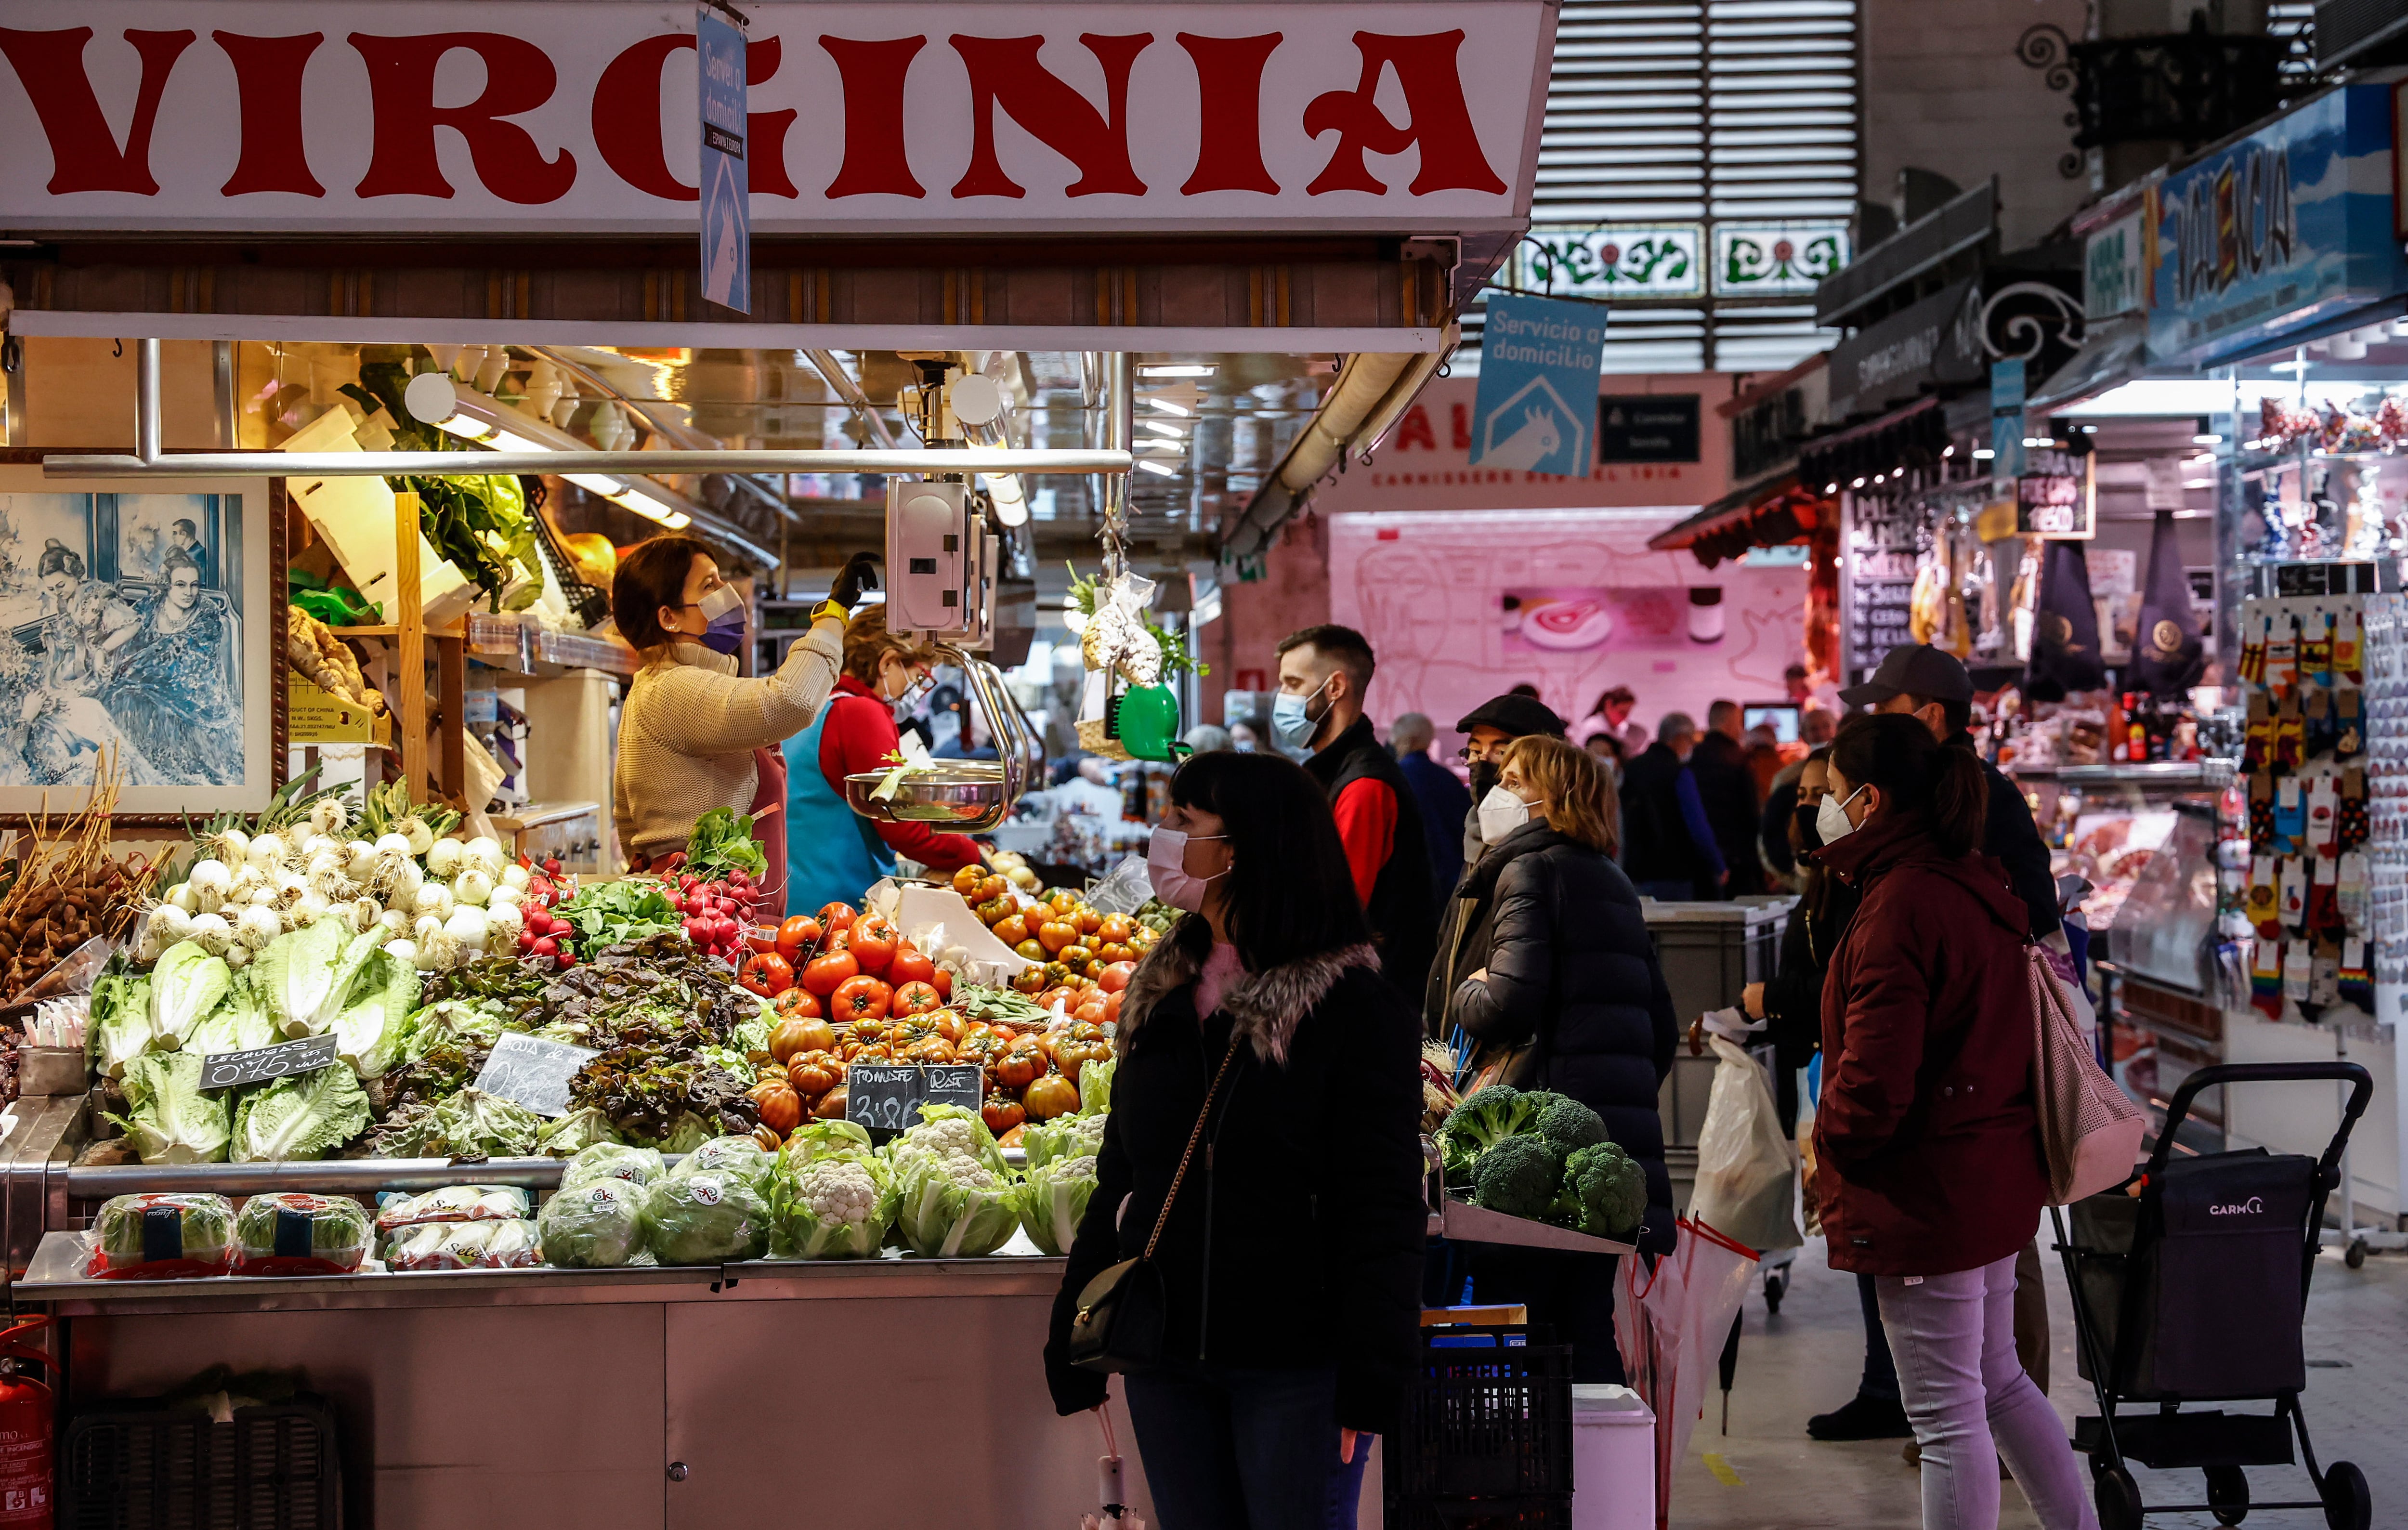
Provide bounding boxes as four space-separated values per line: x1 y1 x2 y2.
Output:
1686 1036 1801 1254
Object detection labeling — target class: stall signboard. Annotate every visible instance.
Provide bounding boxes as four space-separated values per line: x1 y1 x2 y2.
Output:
2017 456 2094 539
2085 210 2145 320
695 3 750 312
474 1032 601 1117
2146 83 2408 367
847 1063 983 1135
1597 395 1699 463
0 1 1555 237
1825 279 1985 420
1468 294 1604 477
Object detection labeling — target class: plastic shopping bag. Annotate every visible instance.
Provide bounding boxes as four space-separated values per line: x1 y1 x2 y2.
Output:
1686 1035 1801 1254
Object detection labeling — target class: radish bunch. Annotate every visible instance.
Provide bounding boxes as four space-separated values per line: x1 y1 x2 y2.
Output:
673 870 755 962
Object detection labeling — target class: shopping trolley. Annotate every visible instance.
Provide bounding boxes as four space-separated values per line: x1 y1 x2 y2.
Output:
2052 1061 2375 1530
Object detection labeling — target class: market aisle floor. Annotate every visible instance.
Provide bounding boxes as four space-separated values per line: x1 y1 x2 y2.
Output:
1662 1233 2408 1530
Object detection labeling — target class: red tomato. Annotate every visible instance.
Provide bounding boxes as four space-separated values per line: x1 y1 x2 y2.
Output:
1037 985 1081 1014
738 951 795 997
817 902 858 935
929 968 953 1001
1103 989 1124 1022
831 974 893 1022
800 950 858 997
848 914 900 975
1097 960 1137 994
774 986 824 1020
887 947 936 987
1073 997 1109 1026
890 980 943 1017
776 915 822 963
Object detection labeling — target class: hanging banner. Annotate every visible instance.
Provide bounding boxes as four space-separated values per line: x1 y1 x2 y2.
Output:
1468 294 1604 478
696 3 751 311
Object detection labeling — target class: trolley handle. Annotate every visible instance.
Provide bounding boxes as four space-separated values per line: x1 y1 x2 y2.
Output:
2148 1061 2375 1184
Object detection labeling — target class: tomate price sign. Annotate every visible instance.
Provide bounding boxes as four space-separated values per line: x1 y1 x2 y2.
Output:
847 1064 982 1137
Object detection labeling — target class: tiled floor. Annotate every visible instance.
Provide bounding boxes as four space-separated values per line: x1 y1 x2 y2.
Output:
1664 1231 2408 1529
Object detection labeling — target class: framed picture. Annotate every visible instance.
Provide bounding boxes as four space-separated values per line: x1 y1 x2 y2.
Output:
0 466 282 824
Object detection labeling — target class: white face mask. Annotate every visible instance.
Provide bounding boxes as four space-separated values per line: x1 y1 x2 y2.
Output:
1146 826 1228 912
1477 785 1534 847
1816 784 1868 844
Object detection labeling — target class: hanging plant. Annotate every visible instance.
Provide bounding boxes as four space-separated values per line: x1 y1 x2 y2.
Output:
342 364 545 613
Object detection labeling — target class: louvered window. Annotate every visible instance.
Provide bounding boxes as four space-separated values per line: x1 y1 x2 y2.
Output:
1467 0 1861 374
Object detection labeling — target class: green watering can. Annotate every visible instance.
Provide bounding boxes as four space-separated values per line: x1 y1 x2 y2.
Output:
1111 684 1188 763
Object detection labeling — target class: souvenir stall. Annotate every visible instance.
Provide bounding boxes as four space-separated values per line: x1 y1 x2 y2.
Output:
0 1 1562 1523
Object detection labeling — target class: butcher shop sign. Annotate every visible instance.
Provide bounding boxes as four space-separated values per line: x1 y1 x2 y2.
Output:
0 0 1553 235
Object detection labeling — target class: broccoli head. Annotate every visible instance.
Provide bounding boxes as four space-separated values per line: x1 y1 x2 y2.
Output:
1471 1134 1567 1222
1553 1140 1648 1242
1532 1094 1609 1155
1437 1086 1540 1186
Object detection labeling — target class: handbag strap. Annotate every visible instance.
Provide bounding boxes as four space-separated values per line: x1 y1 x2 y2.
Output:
1141 1040 1242 1262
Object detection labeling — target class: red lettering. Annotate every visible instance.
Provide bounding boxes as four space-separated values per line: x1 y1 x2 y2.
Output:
744 37 798 199
1451 402 1471 450
592 35 797 201
1175 33 1279 195
215 32 324 196
1303 31 1504 196
0 26 194 195
821 36 926 198
1394 405 1435 451
351 32 576 204
949 33 1150 199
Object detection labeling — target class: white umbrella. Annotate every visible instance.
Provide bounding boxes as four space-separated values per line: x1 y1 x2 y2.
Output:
1615 1218 1759 1530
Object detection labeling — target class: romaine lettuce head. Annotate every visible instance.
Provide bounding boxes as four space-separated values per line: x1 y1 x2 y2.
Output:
106 1050 230 1164
233 1192 372 1266
670 1135 773 1195
1021 1112 1107 1171
185 977 277 1059
147 941 231 1052
538 1179 646 1268
888 1153 1020 1258
536 1106 623 1158
333 949 419 1079
642 1171 769 1264
258 917 383 1039
1010 1153 1098 1256
229 1065 372 1162
772 1155 889 1259
92 1192 234 1268
559 1140 666 1191
90 972 154 1080
1079 1054 1115 1116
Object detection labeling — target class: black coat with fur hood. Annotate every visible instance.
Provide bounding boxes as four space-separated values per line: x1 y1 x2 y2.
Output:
1043 916 1430 1436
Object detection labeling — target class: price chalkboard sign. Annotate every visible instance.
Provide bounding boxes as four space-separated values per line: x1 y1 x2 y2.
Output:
846 1064 983 1136
473 1032 599 1118
199 1033 340 1090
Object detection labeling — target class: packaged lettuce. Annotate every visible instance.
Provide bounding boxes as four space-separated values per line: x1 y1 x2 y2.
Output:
233 1192 373 1275
643 1171 770 1265
559 1141 666 1193
668 1135 774 1195
538 1179 646 1268
88 1192 236 1278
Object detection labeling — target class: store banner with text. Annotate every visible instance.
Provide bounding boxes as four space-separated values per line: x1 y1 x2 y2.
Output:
0 1 1554 235
695 4 750 311
1469 294 1605 478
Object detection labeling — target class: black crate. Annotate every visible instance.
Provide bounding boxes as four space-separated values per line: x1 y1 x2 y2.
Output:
63 1396 340 1530
1387 1326 1573 1505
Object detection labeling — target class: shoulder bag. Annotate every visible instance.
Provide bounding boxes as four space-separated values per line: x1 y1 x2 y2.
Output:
2026 942 2146 1204
1068 1041 1239 1373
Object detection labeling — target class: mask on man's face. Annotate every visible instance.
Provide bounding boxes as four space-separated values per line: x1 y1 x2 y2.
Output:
1468 758 1501 800
1793 800 1824 850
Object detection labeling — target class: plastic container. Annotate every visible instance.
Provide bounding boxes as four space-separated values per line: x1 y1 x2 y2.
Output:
85 1194 236 1280
61 1394 341 1530
232 1194 372 1277
1386 1325 1572 1518
1644 899 1791 1151
1570 1384 1656 1530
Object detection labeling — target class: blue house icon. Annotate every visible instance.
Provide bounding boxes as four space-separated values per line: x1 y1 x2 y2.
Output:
1478 374 1587 476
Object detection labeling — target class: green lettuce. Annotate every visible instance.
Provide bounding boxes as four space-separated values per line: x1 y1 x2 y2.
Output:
669 1136 775 1196
89 972 153 1080
230 1065 372 1162
422 1088 543 1160
888 1152 1020 1258
185 977 278 1059
536 1106 623 1158
332 949 419 1078
105 1051 230 1164
643 1171 770 1264
538 1179 646 1267
148 941 232 1051
1010 1153 1098 1256
1079 1054 1115 1116
257 918 383 1039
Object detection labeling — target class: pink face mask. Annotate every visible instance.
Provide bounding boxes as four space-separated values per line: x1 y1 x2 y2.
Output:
1146 827 1228 912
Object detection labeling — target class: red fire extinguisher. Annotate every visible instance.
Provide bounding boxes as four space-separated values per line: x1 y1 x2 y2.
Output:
0 1318 56 1528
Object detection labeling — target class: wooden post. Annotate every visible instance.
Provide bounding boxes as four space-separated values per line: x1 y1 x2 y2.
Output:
394 491 426 805
436 632 466 801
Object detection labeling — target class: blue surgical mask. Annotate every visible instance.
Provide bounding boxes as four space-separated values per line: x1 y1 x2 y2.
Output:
688 584 746 656
1271 675 1332 752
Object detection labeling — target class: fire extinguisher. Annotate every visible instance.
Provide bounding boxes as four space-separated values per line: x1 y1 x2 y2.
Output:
0 1318 56 1529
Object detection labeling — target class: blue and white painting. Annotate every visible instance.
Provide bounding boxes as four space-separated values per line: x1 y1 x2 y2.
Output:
2146 82 2408 368
0 490 245 789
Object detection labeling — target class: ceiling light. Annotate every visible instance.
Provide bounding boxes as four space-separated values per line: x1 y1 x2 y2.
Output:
1138 364 1214 378
1136 459 1178 476
564 472 622 496
1850 477 1866 488
1147 398 1191 417
2194 433 2223 444
1872 473 1886 484
983 473 1029 528
1139 438 1184 454
1941 445 1954 458
1824 482 1839 494
2023 436 2057 447
2269 359 2309 373
1142 420 1184 438
1973 448 1996 460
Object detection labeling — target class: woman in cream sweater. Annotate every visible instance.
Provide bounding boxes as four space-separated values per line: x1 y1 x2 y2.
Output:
610 537 874 904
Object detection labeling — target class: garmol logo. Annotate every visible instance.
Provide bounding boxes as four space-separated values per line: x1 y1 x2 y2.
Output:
2207 1195 2266 1217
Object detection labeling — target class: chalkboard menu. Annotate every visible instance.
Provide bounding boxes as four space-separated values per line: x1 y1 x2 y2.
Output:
1847 538 1920 682
473 1033 600 1118
199 1034 340 1090
847 1064 984 1137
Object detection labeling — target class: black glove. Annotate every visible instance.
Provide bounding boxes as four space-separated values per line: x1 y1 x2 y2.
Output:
831 551 882 610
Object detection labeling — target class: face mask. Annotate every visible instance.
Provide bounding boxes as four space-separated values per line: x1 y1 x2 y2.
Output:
886 665 933 718
1477 785 1533 847
687 583 747 656
1793 800 1824 851
1816 785 1867 845
1232 740 1256 753
1467 758 1501 800
1147 826 1228 912
1270 675 1332 751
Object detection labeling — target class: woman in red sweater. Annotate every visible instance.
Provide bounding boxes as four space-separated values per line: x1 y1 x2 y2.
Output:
782 603 982 915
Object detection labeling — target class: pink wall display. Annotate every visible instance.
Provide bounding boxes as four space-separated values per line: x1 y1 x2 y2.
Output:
1326 509 1808 746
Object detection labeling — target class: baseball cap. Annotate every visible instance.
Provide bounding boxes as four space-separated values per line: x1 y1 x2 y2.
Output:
1837 643 1974 708
1454 694 1567 738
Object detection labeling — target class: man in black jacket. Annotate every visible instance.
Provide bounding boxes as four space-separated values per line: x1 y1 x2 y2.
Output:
1688 699 1765 897
1618 713 1727 900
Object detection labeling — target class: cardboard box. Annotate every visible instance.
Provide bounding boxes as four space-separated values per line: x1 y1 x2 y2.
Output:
288 674 393 745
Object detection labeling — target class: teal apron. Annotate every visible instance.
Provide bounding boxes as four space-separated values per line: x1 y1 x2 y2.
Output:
783 699 896 917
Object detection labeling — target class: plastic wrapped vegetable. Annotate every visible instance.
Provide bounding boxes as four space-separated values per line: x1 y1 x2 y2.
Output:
668 1135 775 1195
538 1180 647 1268
87 1192 236 1278
1020 1111 1107 1172
771 1156 889 1259
386 1218 543 1270
1011 1153 1098 1256
373 1185 531 1233
105 1050 230 1164
642 1171 770 1265
233 1192 373 1275
559 1141 667 1193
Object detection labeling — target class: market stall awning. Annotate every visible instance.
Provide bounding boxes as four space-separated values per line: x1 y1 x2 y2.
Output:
2027 314 2149 417
1647 475 1829 567
1797 396 1947 491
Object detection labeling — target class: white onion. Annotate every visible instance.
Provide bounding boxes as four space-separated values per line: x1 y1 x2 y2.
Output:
236 905 282 950
226 863 264 902
462 836 507 880
166 880 199 915
401 817 436 857
383 938 419 967
413 883 455 921
444 905 489 950
426 838 463 877
135 915 170 965
345 897 382 933
378 908 412 938
151 903 196 943
415 931 458 971
274 869 311 905
293 891 333 927
209 826 251 866
224 943 252 969
484 900 523 935
189 912 233 955
387 860 423 907
248 832 290 872
249 886 280 910
299 834 339 863
347 839 378 878
500 863 531 892
309 798 350 839
451 868 494 908
185 859 232 915
413 913 445 944
485 884 524 911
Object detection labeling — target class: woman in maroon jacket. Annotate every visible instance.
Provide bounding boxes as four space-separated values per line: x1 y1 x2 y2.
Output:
1812 713 2094 1530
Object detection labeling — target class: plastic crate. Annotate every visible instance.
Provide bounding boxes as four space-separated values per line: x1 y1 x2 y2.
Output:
1387 1326 1573 1507
62 1396 341 1530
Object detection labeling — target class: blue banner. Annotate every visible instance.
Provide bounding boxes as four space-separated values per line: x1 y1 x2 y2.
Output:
1989 358 2026 480
697 6 749 313
1469 294 1604 477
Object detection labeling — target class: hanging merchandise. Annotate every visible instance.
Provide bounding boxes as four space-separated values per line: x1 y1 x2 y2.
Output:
2027 541 2107 697
2129 511 2205 697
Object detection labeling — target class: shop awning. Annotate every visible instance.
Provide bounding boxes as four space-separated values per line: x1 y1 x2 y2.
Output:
1647 475 1829 567
1796 396 1948 491
2026 314 2149 417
